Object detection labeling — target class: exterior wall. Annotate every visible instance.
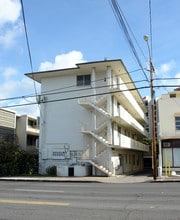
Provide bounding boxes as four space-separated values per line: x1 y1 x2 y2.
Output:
158 91 180 175
111 149 143 174
0 108 16 140
39 74 93 174
57 165 92 177
16 115 39 152
16 116 27 150
158 95 180 137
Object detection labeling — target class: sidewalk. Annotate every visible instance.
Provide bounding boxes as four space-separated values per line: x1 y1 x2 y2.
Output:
0 174 180 183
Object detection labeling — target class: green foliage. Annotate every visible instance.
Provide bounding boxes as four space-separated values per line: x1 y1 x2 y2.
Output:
142 137 151 145
46 166 57 176
0 138 38 176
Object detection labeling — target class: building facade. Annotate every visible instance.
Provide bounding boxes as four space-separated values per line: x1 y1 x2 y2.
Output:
16 115 39 153
0 108 16 140
158 89 180 176
26 59 149 176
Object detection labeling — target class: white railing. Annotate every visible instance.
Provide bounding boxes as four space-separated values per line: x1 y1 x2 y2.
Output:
117 105 148 135
119 134 149 152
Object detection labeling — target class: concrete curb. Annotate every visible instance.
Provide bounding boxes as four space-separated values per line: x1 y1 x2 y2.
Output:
0 175 180 183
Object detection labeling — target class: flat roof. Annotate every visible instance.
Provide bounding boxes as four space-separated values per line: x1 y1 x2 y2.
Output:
25 59 146 110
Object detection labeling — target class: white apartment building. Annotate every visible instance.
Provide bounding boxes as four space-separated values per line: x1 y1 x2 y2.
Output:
158 88 180 176
16 115 39 153
26 59 149 176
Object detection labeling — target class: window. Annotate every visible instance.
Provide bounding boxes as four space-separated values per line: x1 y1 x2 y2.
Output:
175 116 180 130
77 74 91 86
162 141 171 148
170 93 176 98
27 135 37 146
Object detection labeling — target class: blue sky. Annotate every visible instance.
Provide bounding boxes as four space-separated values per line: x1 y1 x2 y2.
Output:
1 0 180 116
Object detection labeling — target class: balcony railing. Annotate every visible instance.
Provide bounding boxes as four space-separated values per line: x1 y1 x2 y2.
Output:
114 105 148 136
115 133 149 152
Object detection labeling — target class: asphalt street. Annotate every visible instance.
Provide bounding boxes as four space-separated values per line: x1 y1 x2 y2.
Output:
0 181 180 220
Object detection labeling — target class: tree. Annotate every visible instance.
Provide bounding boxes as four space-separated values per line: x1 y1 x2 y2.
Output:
0 137 38 176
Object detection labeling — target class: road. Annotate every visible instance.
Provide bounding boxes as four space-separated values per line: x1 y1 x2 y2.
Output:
0 181 180 220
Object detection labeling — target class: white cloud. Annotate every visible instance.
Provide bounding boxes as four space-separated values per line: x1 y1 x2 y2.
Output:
0 0 22 48
0 0 21 26
157 60 176 75
2 67 18 80
12 97 40 117
0 76 40 117
39 50 86 71
154 60 180 97
0 21 23 47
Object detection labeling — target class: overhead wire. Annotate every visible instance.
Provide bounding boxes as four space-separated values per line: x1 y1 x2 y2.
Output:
0 68 147 102
1 68 180 105
2 83 180 109
109 0 149 83
20 0 39 102
3 0 177 110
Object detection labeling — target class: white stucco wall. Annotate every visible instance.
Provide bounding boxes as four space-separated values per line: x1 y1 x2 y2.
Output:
158 97 180 137
57 165 91 177
39 74 93 173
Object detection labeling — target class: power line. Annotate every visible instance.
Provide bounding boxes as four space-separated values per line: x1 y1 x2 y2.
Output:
2 84 180 109
1 74 180 103
20 0 38 102
109 0 149 83
1 85 151 109
0 68 147 102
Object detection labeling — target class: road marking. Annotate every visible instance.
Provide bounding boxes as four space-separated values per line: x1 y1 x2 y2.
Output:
14 189 64 193
0 199 69 206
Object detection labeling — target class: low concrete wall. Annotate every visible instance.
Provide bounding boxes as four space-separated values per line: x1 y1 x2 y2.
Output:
57 165 91 177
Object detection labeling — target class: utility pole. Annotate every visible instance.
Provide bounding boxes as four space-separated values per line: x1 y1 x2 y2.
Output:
144 35 157 180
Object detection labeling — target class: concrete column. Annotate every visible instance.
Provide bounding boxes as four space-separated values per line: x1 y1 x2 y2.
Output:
91 67 97 159
106 66 112 87
91 67 96 102
106 66 113 144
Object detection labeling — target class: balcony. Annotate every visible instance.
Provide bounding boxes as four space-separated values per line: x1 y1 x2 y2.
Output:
114 133 149 152
27 125 39 135
113 105 148 136
110 85 147 124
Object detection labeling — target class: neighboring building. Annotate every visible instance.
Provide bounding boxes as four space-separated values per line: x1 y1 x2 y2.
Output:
0 108 39 153
143 96 158 170
158 88 180 176
0 108 16 140
16 115 39 153
26 59 149 176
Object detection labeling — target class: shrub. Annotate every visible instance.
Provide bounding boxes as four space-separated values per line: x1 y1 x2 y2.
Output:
0 138 38 176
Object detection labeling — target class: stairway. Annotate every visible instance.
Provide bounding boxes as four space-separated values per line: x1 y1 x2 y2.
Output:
83 131 110 148
84 160 114 177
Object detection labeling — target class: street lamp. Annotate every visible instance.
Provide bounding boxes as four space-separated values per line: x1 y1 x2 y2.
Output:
144 35 157 180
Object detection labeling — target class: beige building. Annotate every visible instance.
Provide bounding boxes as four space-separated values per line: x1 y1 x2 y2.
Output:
158 88 180 176
0 108 39 153
16 115 39 153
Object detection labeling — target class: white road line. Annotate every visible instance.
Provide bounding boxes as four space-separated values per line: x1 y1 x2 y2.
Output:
14 189 64 193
